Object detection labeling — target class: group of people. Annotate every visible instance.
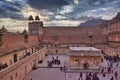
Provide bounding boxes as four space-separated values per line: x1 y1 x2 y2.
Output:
101 53 119 80
47 56 61 68
78 72 100 80
101 67 118 80
104 54 120 63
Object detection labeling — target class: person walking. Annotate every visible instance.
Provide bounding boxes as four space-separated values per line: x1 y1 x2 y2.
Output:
110 76 114 80
60 66 62 71
101 68 104 74
102 72 106 77
114 71 118 80
79 72 83 80
89 72 92 77
92 73 99 80
108 67 111 74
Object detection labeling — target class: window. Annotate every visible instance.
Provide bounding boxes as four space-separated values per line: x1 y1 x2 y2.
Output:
13 54 17 63
31 48 33 53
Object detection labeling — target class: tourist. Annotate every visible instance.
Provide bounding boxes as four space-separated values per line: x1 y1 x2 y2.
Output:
56 56 58 59
60 66 62 71
89 72 92 77
107 62 109 67
63 65 66 71
80 72 83 80
114 71 118 79
108 67 111 74
110 76 114 80
101 58 103 62
111 67 113 74
101 68 104 73
52 56 54 60
110 61 113 68
92 73 99 80
52 56 54 63
86 75 91 80
116 62 119 67
86 72 89 76
102 72 105 77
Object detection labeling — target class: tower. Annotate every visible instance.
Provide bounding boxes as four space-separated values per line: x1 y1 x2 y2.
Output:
28 15 43 35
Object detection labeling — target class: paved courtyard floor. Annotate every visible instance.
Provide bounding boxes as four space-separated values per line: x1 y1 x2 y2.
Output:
24 55 120 80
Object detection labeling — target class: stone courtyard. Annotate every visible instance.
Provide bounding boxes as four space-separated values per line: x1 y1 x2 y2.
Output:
24 55 120 80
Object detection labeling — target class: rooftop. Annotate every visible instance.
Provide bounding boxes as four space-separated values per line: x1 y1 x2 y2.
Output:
69 47 100 51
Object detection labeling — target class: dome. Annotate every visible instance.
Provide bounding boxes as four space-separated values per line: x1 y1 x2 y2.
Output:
28 15 34 20
35 15 40 20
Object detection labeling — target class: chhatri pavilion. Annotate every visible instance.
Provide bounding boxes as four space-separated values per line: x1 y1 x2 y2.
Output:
68 47 103 69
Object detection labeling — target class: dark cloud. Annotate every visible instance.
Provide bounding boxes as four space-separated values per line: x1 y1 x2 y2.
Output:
26 0 120 22
0 0 120 24
0 0 25 20
55 0 120 20
27 0 69 10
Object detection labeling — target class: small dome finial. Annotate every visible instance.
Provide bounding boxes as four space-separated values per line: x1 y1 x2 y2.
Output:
28 15 34 20
35 15 40 20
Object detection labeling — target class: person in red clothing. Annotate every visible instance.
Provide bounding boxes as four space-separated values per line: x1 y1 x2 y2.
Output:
108 67 111 74
92 73 99 80
86 75 91 80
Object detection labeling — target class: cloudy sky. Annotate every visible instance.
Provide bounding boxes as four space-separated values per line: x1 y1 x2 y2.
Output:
0 0 120 32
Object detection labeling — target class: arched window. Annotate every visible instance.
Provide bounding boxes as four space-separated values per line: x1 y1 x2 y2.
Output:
14 54 17 63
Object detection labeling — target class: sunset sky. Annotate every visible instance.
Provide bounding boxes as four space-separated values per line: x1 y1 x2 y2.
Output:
0 0 120 32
